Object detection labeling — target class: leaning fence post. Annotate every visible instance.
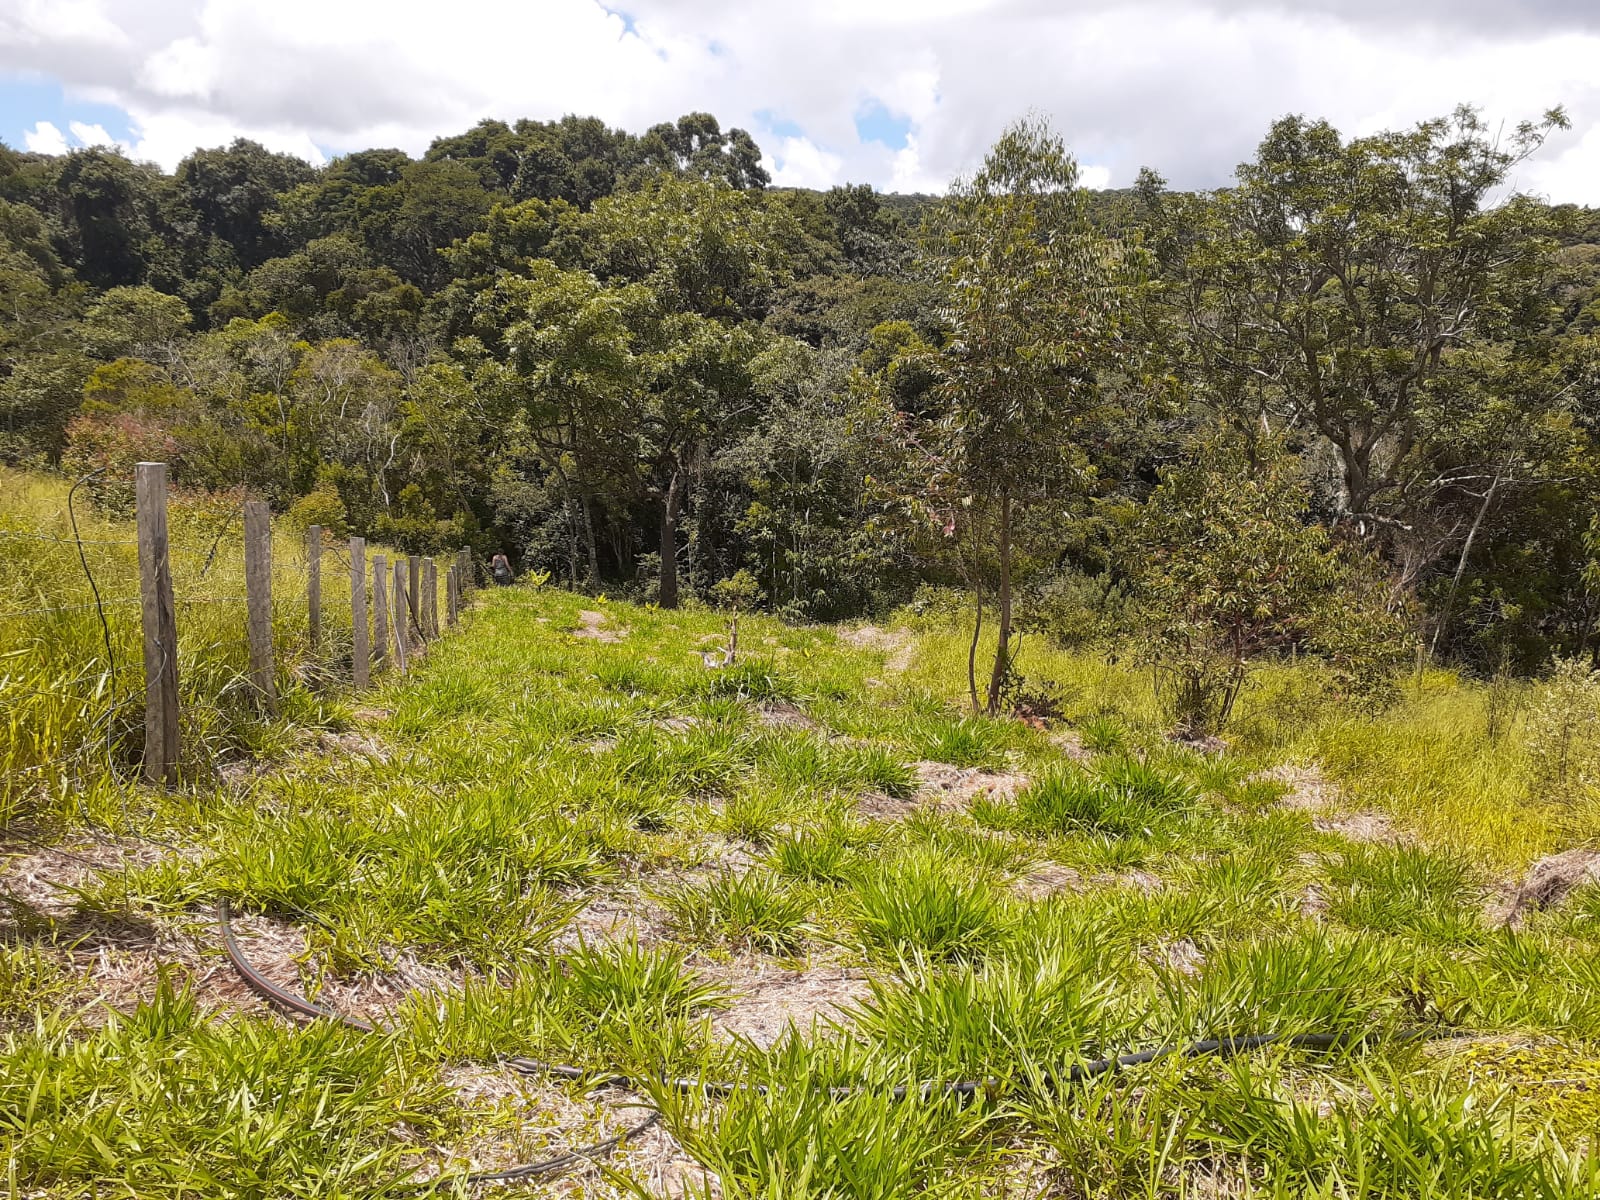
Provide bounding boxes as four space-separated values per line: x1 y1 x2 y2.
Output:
243 498 277 715
423 559 438 638
350 537 368 690
136 462 179 785
372 554 389 673
407 555 421 635
392 558 409 674
447 564 459 627
307 524 322 651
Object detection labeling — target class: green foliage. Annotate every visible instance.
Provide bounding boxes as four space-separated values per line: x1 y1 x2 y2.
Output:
910 713 1008 769
9 92 1600 1197
914 115 1132 714
1322 844 1483 944
648 1040 1000 1200
0 977 450 1196
1132 434 1407 733
657 870 814 953
1524 656 1600 805
768 821 867 883
851 849 1008 960
284 481 348 537
3 580 1600 1194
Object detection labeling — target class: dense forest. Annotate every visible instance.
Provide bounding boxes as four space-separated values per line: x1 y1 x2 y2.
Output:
5 104 1600 726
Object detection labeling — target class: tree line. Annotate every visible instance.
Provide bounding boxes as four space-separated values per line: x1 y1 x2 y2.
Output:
4 104 1600 726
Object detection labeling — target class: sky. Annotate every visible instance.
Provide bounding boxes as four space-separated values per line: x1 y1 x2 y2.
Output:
2 0 1600 200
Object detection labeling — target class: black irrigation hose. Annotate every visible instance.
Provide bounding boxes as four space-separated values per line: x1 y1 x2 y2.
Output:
217 900 1466 1190
218 899 660 1189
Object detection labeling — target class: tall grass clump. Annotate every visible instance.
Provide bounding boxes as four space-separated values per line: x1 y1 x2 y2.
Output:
1322 843 1484 945
851 849 1008 960
656 870 814 953
645 1038 1002 1200
0 469 389 817
403 937 727 1074
0 977 451 1196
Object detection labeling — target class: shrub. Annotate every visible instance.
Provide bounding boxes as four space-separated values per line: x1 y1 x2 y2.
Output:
1128 433 1406 734
1524 656 1600 805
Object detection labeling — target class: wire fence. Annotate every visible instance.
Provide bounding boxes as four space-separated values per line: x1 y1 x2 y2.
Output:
2 463 478 808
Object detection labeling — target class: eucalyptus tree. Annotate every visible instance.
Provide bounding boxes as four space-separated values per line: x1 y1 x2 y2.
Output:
925 117 1130 713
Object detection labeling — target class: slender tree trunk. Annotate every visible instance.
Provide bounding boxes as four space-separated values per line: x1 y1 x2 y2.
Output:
1429 467 1504 664
659 466 684 609
968 579 984 715
986 490 1013 717
568 502 580 588
580 492 600 592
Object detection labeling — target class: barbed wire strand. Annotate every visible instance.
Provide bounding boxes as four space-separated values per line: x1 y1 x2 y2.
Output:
0 598 142 620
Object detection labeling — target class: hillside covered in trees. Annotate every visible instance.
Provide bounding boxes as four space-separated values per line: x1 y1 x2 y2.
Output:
12 100 1600 1200
6 104 1600 711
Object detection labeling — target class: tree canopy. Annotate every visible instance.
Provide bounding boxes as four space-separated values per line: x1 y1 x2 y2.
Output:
3 101 1599 696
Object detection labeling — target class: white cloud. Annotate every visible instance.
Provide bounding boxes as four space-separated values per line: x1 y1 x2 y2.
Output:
889 135 947 194
67 120 121 148
0 0 1597 200
1 0 128 47
22 120 69 155
767 135 845 189
127 109 327 167
138 35 217 100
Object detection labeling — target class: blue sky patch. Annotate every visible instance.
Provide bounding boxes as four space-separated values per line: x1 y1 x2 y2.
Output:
755 109 805 141
854 100 911 150
599 4 638 36
0 74 135 153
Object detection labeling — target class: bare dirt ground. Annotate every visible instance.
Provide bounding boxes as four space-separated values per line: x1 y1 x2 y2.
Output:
1491 847 1600 928
755 700 819 731
574 609 628 643
1255 762 1401 843
914 761 1032 809
422 1067 711 1198
840 625 915 674
0 834 460 1027
704 955 871 1048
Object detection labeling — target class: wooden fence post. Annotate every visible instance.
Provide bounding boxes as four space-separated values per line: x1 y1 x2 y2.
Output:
307 525 322 651
458 547 472 593
243 498 277 715
392 558 409 674
407 555 421 635
135 462 179 785
423 559 438 637
350 537 368 690
447 565 459 627
372 553 389 673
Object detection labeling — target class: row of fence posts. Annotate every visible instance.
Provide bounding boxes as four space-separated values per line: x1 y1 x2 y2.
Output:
133 461 476 786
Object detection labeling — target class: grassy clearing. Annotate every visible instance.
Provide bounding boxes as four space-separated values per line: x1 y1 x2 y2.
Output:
906 616 1598 871
3 578 1600 1195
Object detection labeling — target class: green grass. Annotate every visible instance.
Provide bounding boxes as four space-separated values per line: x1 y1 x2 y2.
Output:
657 869 815 954
851 848 1009 961
0 468 432 821
6 558 1600 1195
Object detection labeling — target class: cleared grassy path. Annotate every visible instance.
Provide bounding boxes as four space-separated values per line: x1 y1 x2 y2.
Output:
3 585 1599 1197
